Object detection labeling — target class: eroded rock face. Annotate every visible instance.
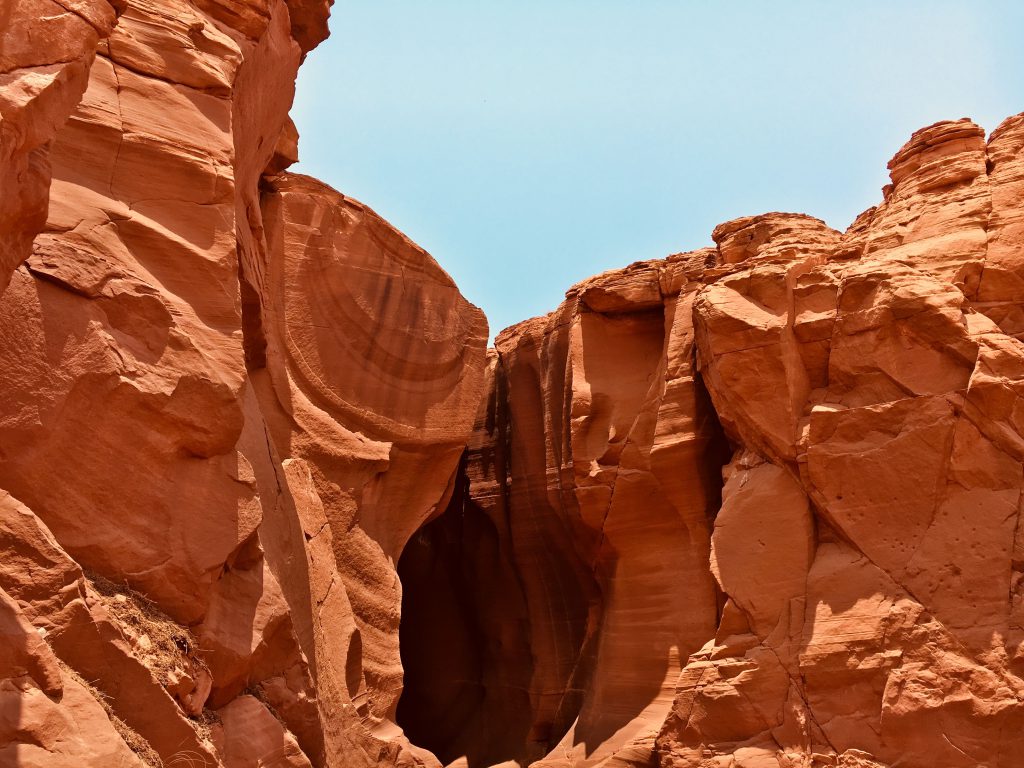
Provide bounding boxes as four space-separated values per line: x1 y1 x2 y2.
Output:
3 2 1024 766
397 115 1024 768
0 0 127 296
657 117 1024 767
0 1 486 766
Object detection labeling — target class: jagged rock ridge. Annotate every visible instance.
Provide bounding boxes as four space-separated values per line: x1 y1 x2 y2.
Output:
412 114 1024 768
2 3 1024 768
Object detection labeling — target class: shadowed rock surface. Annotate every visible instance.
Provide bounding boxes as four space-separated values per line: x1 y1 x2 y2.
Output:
2 3 1024 767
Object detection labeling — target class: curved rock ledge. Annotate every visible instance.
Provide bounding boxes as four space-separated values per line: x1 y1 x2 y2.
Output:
2 3 1024 768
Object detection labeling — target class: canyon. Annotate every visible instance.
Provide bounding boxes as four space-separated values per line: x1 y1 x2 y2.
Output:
2 3 1024 768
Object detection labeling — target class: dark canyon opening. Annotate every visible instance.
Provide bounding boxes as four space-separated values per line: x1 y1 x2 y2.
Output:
395 453 537 768
395 334 732 768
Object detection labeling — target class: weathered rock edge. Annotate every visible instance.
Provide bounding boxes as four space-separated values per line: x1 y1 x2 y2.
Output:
4 4 1024 768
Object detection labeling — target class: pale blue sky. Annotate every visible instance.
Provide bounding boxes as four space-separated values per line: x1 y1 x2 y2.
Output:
292 1 1024 342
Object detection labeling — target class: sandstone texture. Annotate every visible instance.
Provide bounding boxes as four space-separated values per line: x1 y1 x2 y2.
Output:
2 2 1024 768
0 1 485 766
397 115 1024 768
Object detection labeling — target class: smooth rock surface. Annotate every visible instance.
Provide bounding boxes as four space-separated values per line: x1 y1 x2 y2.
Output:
2 3 1024 767
0 2 482 767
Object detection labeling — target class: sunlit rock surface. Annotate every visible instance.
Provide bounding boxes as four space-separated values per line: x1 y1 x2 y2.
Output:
0 2 485 766
2 2 1024 767
401 114 1024 768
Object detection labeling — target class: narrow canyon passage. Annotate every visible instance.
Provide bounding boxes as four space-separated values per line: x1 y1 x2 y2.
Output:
396 454 536 768
5 5 1024 767
395 271 734 767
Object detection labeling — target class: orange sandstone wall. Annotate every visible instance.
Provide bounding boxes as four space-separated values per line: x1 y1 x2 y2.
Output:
420 114 1024 768
3 3 1024 768
0 2 485 767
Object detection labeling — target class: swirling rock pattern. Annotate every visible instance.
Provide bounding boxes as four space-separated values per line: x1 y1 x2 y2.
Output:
2 2 1024 767
0 1 485 767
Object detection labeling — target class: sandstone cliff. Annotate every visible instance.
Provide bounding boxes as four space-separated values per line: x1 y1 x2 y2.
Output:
1 3 485 767
2 3 1024 768
412 115 1024 768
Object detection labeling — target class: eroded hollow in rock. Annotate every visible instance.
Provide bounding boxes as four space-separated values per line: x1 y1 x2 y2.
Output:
395 307 734 766
396 453 535 767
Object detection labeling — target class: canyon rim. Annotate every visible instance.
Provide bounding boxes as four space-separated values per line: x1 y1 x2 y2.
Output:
3 3 1024 768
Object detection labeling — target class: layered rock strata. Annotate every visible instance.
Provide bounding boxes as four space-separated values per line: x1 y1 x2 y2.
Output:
401 114 1024 768
3 2 1024 767
0 2 486 766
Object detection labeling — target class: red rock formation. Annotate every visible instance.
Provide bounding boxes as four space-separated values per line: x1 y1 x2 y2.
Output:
3 2 1024 767
398 253 731 768
397 116 1024 768
659 116 1024 767
0 1 126 293
0 2 485 766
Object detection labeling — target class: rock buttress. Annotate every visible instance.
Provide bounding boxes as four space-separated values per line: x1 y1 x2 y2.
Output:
656 117 1024 768
0 2 488 767
402 252 732 767
419 114 1024 768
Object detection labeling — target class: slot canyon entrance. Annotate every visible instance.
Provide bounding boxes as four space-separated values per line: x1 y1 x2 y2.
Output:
395 454 537 768
395 305 732 768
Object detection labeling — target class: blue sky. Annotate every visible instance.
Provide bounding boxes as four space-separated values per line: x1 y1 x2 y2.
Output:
292 1 1024 342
